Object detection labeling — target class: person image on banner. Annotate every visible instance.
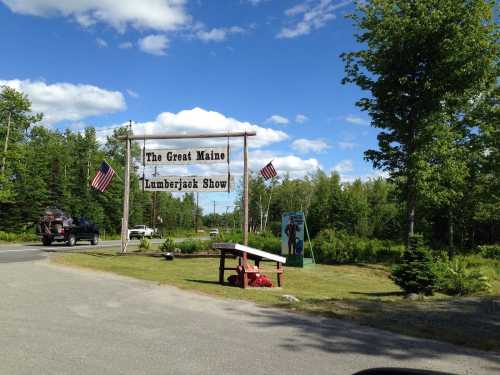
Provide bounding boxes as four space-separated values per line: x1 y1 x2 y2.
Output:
285 217 301 255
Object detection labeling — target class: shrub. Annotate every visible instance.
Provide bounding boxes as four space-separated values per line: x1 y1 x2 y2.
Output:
249 234 281 254
159 237 176 252
391 235 436 295
177 239 212 254
138 237 151 251
0 231 38 242
312 229 403 264
433 255 492 296
478 244 500 260
216 231 282 254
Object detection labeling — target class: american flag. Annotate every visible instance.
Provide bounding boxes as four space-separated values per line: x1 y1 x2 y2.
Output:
91 161 116 192
260 161 277 180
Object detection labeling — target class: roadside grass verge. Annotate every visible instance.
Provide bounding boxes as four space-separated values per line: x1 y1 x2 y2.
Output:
52 251 500 351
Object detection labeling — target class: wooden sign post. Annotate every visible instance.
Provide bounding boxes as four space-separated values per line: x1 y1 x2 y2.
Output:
117 130 256 253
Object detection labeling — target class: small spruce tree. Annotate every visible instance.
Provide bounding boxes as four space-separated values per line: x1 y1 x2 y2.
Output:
392 235 436 295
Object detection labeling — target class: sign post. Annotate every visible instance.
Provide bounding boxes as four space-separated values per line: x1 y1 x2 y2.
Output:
121 121 132 253
118 131 256 253
243 133 249 246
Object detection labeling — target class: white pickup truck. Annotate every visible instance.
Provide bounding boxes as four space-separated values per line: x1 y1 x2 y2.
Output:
128 225 154 239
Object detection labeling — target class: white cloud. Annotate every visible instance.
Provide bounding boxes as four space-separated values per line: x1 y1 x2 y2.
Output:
247 0 269 5
277 0 353 39
295 114 308 123
264 153 320 179
138 34 169 55
96 37 107 48
265 114 289 125
344 114 369 126
339 170 390 183
184 149 319 180
97 107 288 149
0 79 126 125
126 89 139 98
291 138 329 154
1 0 190 32
333 159 353 173
285 4 308 17
337 141 356 150
118 41 133 49
196 26 245 42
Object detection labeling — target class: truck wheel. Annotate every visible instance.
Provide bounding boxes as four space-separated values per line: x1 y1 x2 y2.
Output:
42 238 52 246
90 234 99 245
66 234 76 247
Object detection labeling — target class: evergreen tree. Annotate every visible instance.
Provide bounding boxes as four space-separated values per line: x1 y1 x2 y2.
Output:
392 234 436 295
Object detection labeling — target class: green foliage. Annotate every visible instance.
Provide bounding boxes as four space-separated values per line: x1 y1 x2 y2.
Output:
0 231 38 242
0 86 42 203
249 234 281 255
342 0 498 242
159 237 176 253
242 171 403 241
0 96 200 236
313 229 404 264
392 235 436 295
176 239 212 254
478 244 500 260
138 237 151 251
218 231 282 254
433 255 492 296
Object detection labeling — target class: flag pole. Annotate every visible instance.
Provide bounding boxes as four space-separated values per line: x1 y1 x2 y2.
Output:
103 159 123 182
263 177 275 232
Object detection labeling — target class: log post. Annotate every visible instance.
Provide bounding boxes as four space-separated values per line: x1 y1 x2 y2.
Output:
242 251 248 288
277 262 283 287
219 251 226 284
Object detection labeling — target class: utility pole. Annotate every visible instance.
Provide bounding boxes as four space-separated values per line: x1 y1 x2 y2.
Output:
195 192 199 233
1 110 11 176
213 200 216 227
121 120 132 253
259 194 263 233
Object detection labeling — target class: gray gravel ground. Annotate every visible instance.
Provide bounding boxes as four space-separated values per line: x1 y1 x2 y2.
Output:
1 259 499 375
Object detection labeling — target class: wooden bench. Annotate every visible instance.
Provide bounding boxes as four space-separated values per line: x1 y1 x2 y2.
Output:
213 243 286 289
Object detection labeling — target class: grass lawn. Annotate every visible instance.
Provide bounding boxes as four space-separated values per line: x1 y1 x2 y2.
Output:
52 250 500 351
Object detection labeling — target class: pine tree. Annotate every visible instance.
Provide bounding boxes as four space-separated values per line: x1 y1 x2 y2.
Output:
392 234 436 295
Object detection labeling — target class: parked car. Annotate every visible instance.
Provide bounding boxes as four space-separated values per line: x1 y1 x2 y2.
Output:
209 228 220 238
38 208 99 246
129 225 155 239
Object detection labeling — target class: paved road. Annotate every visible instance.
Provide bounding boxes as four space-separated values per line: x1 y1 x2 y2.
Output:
0 238 200 263
1 258 499 375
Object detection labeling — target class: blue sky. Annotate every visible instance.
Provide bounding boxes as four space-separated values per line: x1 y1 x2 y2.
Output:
0 0 383 213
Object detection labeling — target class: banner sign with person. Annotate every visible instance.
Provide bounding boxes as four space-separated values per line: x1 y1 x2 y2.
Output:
281 212 305 256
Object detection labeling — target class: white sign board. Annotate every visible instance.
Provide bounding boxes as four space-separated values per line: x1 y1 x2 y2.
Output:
144 148 228 165
143 175 234 192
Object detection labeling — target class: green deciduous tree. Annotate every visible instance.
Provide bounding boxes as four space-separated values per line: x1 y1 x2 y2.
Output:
342 0 498 243
0 86 42 202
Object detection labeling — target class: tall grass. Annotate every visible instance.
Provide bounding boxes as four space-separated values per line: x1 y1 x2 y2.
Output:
0 231 38 242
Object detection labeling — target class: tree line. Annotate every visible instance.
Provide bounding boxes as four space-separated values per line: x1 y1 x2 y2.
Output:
1 0 498 251
0 87 200 235
0 83 497 249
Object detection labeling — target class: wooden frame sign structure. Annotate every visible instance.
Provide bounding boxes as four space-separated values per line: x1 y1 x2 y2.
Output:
117 130 256 253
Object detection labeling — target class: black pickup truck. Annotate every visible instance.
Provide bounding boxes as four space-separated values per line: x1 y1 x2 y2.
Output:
38 208 99 246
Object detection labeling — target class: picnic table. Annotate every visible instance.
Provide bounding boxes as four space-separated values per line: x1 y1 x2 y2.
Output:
212 243 286 289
